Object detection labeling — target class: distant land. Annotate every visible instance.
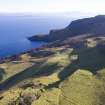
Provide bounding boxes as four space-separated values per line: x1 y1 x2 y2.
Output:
28 15 105 42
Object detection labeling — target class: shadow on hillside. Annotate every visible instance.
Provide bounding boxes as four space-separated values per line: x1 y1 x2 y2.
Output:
1 47 105 91
0 68 6 81
46 47 105 88
45 60 78 89
59 47 105 79
0 62 60 91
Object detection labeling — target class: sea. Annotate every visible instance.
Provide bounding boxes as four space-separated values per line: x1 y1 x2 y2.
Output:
0 13 73 58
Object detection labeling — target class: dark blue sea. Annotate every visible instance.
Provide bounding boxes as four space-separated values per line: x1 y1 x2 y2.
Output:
0 14 72 57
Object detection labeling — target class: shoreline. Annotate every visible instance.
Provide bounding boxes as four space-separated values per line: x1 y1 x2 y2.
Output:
0 43 48 64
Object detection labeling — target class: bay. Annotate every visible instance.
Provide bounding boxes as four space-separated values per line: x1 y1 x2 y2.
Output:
0 14 72 57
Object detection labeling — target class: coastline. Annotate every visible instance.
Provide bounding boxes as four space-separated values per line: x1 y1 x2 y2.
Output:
0 43 47 64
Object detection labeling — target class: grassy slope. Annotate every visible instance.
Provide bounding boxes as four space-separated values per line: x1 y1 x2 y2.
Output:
0 41 105 105
60 47 105 105
60 70 105 105
0 47 72 105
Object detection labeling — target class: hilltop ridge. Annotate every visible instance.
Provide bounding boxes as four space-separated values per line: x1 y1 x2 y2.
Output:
28 15 105 42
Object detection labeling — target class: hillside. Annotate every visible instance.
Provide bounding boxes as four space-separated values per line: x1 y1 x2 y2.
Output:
28 15 105 42
0 35 105 105
1 16 105 105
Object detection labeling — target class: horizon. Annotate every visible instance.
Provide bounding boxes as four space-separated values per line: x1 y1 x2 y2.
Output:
0 11 100 19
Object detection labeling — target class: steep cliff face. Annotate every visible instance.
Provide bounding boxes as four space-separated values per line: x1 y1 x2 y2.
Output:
68 15 105 35
28 15 105 42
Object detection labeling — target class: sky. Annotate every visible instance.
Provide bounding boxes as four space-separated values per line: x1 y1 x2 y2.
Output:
0 0 105 14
